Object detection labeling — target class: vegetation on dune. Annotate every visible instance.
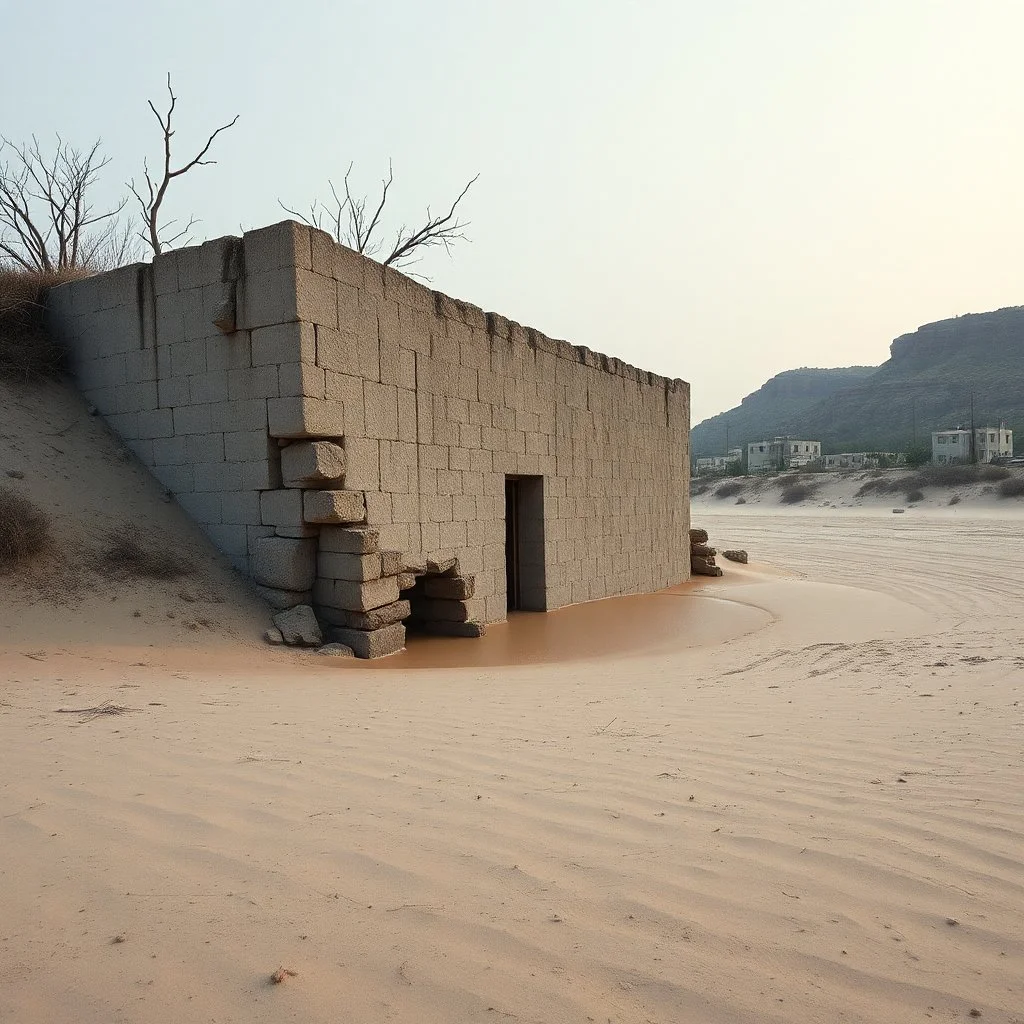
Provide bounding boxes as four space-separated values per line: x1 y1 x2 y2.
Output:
0 487 50 573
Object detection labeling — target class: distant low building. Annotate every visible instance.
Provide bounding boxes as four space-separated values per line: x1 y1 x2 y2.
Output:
695 447 743 475
748 437 821 472
821 451 902 470
932 426 1012 464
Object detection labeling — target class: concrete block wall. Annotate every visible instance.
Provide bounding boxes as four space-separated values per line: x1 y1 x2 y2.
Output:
46 220 690 651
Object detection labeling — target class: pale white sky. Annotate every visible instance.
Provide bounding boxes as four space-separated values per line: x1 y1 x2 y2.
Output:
4 0 1024 422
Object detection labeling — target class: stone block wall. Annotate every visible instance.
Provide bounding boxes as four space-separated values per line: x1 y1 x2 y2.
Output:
46 220 690 655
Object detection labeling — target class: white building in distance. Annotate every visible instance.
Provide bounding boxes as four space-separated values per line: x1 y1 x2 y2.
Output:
695 447 743 475
932 426 1013 464
821 452 902 470
748 438 821 472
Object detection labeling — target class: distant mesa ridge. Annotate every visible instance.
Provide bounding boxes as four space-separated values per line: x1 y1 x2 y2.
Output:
692 305 1024 455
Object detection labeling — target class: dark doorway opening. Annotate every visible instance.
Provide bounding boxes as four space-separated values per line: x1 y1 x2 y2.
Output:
504 475 546 613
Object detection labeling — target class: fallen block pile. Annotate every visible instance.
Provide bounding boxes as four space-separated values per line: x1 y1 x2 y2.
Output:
689 527 723 577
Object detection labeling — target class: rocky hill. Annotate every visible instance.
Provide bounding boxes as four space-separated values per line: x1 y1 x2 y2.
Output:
693 306 1024 455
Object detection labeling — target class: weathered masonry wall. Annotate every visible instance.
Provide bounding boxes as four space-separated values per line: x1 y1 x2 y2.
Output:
47 221 690 654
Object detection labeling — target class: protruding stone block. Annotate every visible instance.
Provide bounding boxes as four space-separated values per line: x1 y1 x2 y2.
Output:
317 551 383 582
329 623 406 659
303 489 366 524
252 536 316 591
319 525 380 553
256 584 312 610
267 396 344 439
313 575 400 613
341 599 410 632
281 440 346 488
422 576 475 600
380 550 404 577
396 572 417 591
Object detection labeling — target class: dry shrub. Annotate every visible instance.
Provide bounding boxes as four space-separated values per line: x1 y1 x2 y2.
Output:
0 487 51 573
0 270 83 380
857 473 923 497
998 476 1024 498
715 480 746 499
100 524 190 580
948 494 961 505
978 465 1011 481
905 488 925 503
779 482 818 504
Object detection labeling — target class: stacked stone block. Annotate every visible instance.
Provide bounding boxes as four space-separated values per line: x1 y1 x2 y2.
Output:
46 218 691 658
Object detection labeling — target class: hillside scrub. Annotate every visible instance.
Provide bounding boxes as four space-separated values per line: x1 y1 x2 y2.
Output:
0 487 50 573
999 477 1024 498
779 482 818 504
0 269 82 380
99 524 191 580
715 481 746 499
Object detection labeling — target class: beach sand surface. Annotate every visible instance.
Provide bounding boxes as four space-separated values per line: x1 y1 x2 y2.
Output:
2 508 1023 1023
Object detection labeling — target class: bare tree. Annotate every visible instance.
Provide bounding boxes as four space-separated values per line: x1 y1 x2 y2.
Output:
130 74 238 256
0 135 131 272
280 162 478 271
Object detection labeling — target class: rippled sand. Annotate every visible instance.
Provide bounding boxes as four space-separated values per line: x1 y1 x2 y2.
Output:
2 510 1022 1023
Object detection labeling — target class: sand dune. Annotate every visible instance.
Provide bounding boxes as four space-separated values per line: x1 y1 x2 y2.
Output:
2 509 1023 1023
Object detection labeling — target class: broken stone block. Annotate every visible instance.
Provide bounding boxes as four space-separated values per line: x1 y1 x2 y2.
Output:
426 556 458 576
303 489 366 524
318 525 380 553
690 543 716 558
689 528 709 544
722 549 748 564
264 626 285 645
691 555 723 577
329 623 406 659
317 643 355 658
396 572 417 591
252 536 316 591
401 553 427 574
281 440 346 488
422 576 475 600
256 584 313 610
380 550 404 577
314 575 400 613
342 599 410 631
273 604 322 646
317 551 382 582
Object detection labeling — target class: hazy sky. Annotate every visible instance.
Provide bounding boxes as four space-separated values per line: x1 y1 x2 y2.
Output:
5 1 1024 423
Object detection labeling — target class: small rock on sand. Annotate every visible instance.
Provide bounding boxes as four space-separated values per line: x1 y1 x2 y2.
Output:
722 549 748 564
264 627 285 645
317 643 355 657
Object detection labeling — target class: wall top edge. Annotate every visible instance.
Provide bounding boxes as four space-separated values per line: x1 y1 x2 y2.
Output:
46 220 689 394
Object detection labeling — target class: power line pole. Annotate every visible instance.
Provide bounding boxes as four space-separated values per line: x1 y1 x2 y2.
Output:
969 392 976 463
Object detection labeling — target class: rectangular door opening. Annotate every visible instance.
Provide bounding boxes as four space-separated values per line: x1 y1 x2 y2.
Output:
505 475 546 613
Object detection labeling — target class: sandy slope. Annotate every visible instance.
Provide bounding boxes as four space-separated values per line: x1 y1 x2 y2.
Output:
2 505 1023 1024
0 377 272 652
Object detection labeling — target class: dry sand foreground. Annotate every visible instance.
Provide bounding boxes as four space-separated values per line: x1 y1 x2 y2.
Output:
2 509 1023 1023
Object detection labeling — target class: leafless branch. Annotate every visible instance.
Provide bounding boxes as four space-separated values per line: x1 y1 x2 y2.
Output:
279 163 477 275
0 135 131 272
130 73 239 256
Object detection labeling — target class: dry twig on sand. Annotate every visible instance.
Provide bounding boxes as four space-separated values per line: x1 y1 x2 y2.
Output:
55 701 135 721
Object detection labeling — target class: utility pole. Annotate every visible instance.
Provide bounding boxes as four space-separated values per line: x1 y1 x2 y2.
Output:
725 423 730 456
970 392 976 463
911 396 916 445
